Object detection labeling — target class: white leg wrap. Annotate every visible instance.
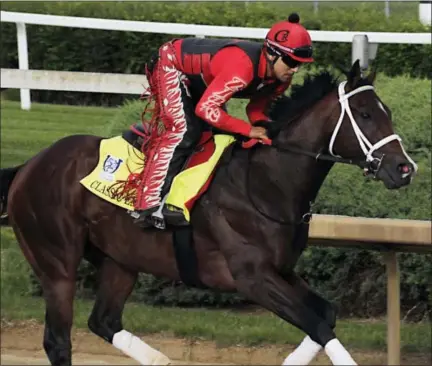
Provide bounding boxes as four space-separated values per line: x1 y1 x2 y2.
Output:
112 330 171 365
324 338 357 365
282 336 322 365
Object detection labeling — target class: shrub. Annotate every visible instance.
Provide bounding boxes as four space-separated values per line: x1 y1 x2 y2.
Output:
1 1 430 106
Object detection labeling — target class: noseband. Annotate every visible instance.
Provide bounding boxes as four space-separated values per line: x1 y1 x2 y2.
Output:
329 81 418 177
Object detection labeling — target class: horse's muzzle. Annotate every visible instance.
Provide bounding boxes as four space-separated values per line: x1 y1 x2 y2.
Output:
371 154 416 189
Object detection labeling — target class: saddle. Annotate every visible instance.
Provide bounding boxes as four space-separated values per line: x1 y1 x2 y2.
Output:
121 122 150 152
119 122 237 230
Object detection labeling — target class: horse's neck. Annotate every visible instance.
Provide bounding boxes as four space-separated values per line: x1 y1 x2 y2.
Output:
252 148 334 221
282 91 337 153
249 92 338 220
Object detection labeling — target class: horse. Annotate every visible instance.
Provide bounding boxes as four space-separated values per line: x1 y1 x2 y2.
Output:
0 60 417 366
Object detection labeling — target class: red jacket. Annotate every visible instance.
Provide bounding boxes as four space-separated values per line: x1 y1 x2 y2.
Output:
171 38 292 136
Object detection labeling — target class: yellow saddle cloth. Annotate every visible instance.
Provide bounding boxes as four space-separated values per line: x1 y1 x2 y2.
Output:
80 134 235 221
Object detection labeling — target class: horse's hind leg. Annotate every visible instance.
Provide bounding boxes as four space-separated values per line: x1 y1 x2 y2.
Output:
88 257 170 365
10 220 83 366
15 240 78 366
42 278 76 366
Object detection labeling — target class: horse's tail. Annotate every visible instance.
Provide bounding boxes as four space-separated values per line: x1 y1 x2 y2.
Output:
0 165 23 226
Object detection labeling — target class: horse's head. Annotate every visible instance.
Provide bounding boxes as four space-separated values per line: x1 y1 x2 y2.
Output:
264 63 418 195
326 60 417 189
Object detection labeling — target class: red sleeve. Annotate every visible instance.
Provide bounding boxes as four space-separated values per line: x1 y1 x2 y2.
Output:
195 47 254 137
246 80 292 124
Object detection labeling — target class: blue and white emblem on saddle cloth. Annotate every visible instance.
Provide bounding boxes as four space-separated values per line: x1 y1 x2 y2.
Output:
100 154 123 182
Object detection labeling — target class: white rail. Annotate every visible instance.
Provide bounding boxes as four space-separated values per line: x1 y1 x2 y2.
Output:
2 11 431 44
0 10 431 110
1 69 149 95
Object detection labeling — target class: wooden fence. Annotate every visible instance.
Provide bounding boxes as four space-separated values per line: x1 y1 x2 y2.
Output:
309 214 431 364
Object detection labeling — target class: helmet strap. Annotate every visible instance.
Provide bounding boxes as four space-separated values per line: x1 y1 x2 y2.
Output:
265 44 282 65
264 45 280 73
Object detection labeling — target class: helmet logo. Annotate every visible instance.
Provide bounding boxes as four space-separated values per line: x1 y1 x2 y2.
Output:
275 30 290 42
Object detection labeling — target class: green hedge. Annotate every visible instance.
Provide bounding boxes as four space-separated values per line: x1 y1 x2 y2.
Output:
32 249 428 320
1 1 431 106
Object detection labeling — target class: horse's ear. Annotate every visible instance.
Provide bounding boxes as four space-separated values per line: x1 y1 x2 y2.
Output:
347 59 362 89
366 67 377 84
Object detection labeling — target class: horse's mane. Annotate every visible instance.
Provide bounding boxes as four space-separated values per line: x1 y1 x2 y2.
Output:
268 69 375 125
268 70 340 124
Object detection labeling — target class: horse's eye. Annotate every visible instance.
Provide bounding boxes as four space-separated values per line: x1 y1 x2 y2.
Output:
361 112 370 119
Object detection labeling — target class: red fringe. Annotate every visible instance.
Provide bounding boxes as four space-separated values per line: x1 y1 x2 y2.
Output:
109 63 163 207
110 173 141 206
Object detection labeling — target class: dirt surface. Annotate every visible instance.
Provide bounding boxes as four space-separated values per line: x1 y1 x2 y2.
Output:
1 321 430 365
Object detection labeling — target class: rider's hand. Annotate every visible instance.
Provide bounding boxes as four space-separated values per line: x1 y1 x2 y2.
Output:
248 126 269 141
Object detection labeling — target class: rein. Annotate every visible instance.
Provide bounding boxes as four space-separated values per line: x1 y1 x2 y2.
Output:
271 143 368 168
244 143 364 227
245 146 314 226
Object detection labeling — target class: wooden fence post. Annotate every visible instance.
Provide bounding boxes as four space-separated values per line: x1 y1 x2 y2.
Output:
384 251 400 365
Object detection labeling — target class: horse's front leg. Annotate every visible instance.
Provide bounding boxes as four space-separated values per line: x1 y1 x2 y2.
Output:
228 249 356 365
206 205 356 365
279 270 338 364
206 200 357 365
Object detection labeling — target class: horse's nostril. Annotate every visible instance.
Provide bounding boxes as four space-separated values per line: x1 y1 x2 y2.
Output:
398 163 412 177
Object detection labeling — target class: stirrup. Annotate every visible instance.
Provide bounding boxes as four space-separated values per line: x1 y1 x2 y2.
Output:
150 202 166 230
132 205 159 228
149 194 169 230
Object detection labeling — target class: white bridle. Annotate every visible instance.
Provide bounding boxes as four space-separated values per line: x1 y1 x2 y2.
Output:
328 81 418 175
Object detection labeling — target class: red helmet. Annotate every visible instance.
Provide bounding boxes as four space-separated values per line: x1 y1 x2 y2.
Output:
265 13 314 63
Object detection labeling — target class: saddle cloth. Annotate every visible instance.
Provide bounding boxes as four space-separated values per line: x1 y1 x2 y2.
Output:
80 133 235 221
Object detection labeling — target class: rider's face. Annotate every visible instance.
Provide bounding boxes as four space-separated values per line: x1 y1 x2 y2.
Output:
273 56 300 82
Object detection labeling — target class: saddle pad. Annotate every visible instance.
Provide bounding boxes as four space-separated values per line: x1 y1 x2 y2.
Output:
165 134 235 221
80 134 235 215
80 136 144 210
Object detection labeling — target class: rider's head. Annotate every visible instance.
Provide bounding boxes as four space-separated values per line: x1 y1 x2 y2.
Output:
264 13 314 82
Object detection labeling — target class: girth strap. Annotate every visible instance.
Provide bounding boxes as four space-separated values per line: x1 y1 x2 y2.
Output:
172 227 207 288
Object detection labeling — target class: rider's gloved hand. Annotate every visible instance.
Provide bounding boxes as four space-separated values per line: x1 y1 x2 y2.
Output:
248 126 269 142
241 124 272 148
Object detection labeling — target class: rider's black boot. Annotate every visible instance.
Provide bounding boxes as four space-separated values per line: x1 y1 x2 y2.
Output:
133 151 190 229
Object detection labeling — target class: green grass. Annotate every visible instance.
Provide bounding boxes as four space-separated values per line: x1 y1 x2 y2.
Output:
0 228 33 299
1 293 430 353
0 96 247 168
0 100 115 167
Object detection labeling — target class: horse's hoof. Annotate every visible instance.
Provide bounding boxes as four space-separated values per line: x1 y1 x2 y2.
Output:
152 354 171 365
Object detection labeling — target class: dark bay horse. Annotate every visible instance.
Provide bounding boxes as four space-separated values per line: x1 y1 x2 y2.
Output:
0 61 417 365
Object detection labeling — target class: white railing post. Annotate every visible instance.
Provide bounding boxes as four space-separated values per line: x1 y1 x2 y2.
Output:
419 1 432 26
385 0 390 18
16 22 31 110
352 34 369 71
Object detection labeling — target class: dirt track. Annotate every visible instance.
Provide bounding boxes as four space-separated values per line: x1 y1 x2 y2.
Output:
1 321 430 365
